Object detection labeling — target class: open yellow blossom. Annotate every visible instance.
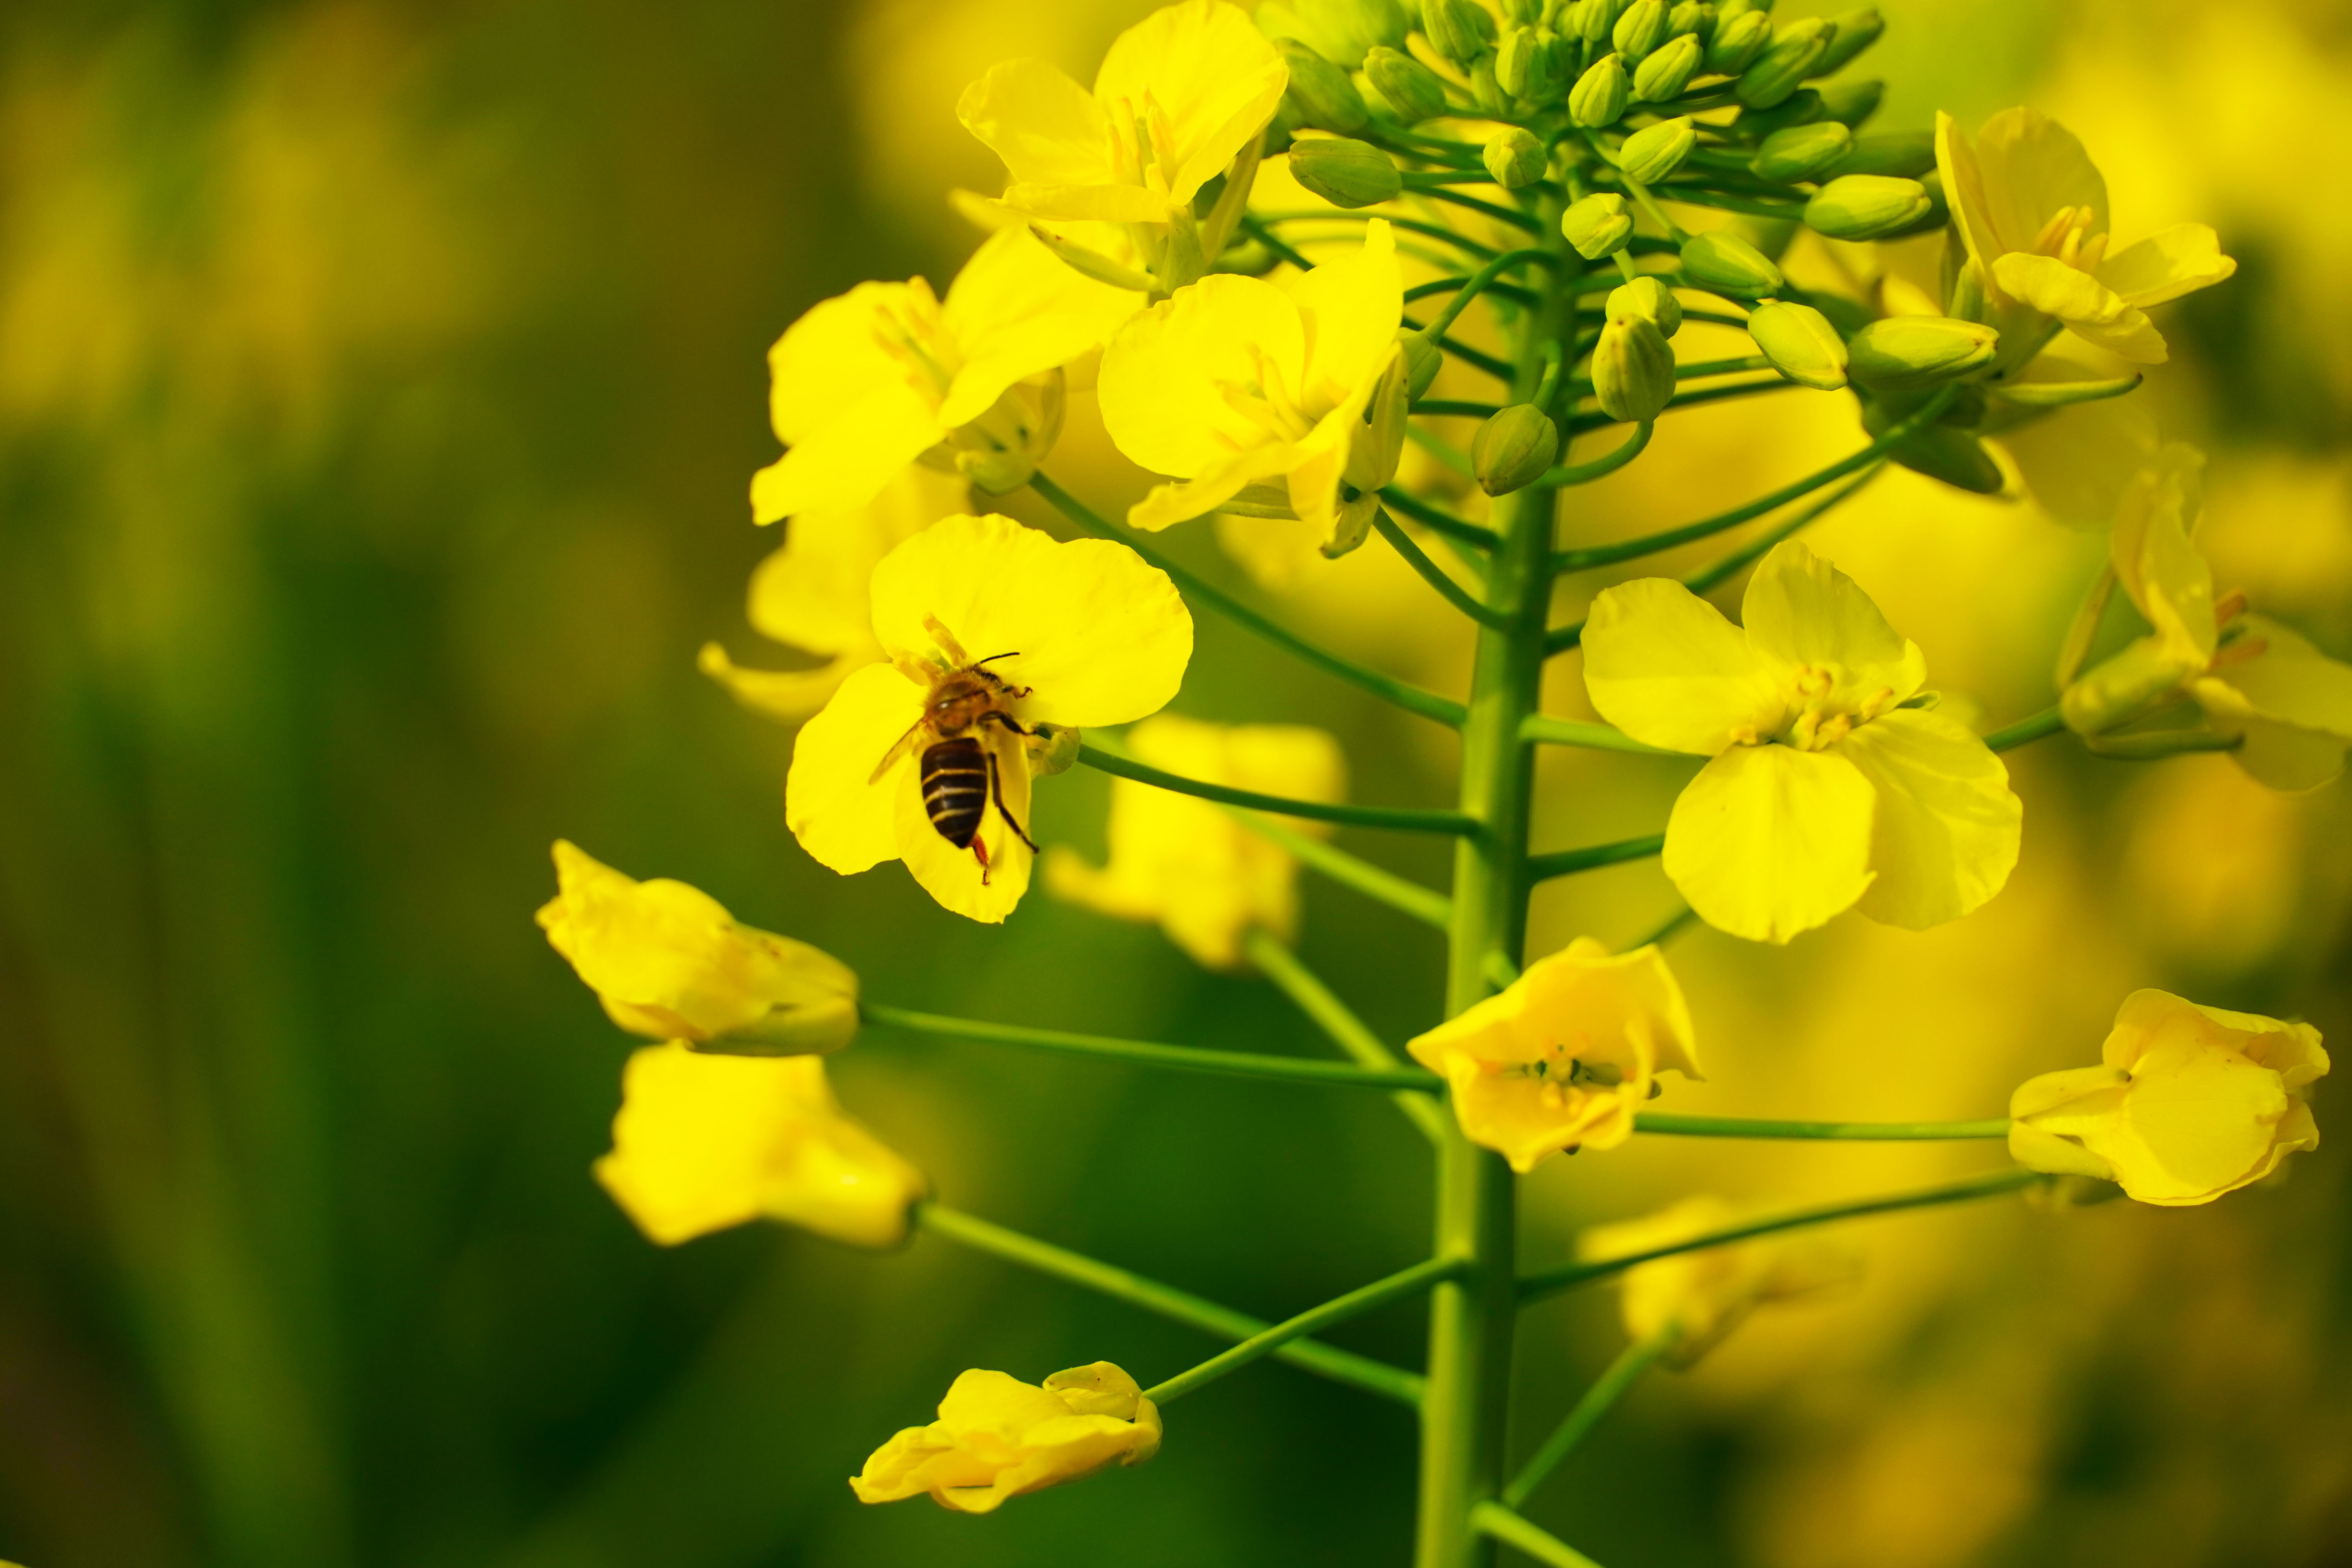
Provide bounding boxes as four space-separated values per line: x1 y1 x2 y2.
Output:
2064 445 2352 789
1098 220 1406 551
1583 540 2023 944
958 0 1285 226
1406 939 1701 1173
1045 714 1345 969
852 1361 1162 1513
1937 108 2235 365
595 1044 926 1247
536 840 858 1055
1580 1196 1852 1367
2009 989 2328 1206
702 466 968 722
786 513 1193 924
750 224 1141 522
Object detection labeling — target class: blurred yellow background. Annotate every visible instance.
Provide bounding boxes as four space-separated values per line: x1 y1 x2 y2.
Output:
2 1 2348 1564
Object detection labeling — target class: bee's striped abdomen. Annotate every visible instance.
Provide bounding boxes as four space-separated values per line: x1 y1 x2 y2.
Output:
919 736 991 848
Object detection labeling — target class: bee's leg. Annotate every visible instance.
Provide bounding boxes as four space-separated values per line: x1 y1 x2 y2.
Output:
986 750 1040 853
979 709 1033 737
971 834 993 885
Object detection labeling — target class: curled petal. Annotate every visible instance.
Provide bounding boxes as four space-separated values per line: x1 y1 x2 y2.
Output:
1993 253 2165 363
2194 615 2352 790
1834 708 2022 930
2098 223 2236 309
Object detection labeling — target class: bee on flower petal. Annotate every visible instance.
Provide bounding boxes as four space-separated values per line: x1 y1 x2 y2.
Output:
869 618 1040 882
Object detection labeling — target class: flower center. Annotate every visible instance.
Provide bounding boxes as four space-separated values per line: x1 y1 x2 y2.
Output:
1103 93 1180 203
2031 204 2111 273
1214 343 1317 450
1774 663 1895 752
869 281 962 405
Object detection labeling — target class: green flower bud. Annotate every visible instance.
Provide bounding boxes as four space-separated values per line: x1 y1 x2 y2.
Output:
1606 274 1683 337
1811 5 1883 74
1277 40 1372 132
1736 17 1830 107
1668 0 1711 38
1738 87 1822 135
1399 329 1444 401
1846 316 2000 390
1744 300 1847 390
1570 52 1631 126
1678 230 1783 296
1632 32 1702 99
1345 348 1413 499
1703 8 1770 73
1365 46 1451 122
1495 25 1538 95
1592 314 1676 421
1484 126 1549 188
1815 76 1882 126
1469 55 1513 115
1498 0 1542 24
1750 120 1851 181
1422 0 1494 63
1612 0 1669 59
1830 129 1933 178
1946 257 1989 324
1561 191 1635 258
1804 173 1932 240
1290 136 1406 207
1262 0 1411 69
1568 0 1615 44
1473 403 1562 495
1619 116 1695 183
1870 414 2005 493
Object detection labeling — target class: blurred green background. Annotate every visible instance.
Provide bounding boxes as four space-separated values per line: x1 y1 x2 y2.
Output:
4 1 2350 1564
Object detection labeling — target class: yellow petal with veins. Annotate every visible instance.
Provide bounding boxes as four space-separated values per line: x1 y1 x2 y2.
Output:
1739 539 1926 709
1582 578 1786 755
786 662 926 874
1834 708 2021 930
1663 744 1877 943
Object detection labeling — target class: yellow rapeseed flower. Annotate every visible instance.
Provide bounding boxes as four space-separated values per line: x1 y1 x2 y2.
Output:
958 0 1286 226
786 514 1193 923
1987 344 2159 529
2009 989 2328 1206
2064 446 2352 789
851 1361 1162 1512
595 1043 927 1247
1045 713 1345 969
536 840 859 1055
1098 219 1406 551
1580 1195 1851 1366
750 224 1141 522
1936 108 2235 365
1583 540 2023 944
1406 939 1702 1173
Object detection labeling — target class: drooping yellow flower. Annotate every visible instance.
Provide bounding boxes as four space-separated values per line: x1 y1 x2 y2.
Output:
536 840 859 1055
1045 714 1345 969
1583 540 2023 944
1580 1196 1851 1367
595 1044 927 1247
1986 345 2159 529
851 1361 1162 1513
701 466 969 722
786 513 1193 923
1936 108 2235 365
2064 445 2352 789
1406 939 1702 1173
750 224 1141 523
958 0 1286 226
2009 989 2328 1206
1098 219 1406 550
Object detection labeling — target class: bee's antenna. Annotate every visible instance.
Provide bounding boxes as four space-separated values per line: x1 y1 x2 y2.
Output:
973 651 1021 667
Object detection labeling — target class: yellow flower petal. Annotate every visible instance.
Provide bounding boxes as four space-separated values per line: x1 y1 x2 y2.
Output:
1581 1195 1851 1365
1093 0 1289 207
2110 444 2215 663
786 662 925 874
1100 274 1308 480
853 1363 1160 1512
956 58 1119 194
1739 539 1926 709
2097 223 2236 309
2194 615 2352 790
938 225 1143 428
1283 217 1402 410
1581 578 1786 755
1132 436 1310 532
1663 744 1877 944
1833 708 2022 930
1995 378 2158 529
895 721 1034 924
749 466 968 659
754 281 953 521
750 381 944 522
1993 253 2165 363
1940 109 2107 282
699 645 864 724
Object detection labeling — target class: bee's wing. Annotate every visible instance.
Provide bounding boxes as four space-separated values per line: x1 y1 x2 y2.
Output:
868 719 928 784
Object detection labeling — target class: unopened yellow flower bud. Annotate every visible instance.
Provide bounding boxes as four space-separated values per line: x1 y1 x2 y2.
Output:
1494 24 1537 96
1803 172 1932 240
1736 18 1829 107
2060 635 2199 737
537 840 859 1055
1632 32 1702 100
1606 274 1682 338
1704 8 1770 73
1365 45 1450 122
1277 38 1371 132
1811 4 1883 73
853 1362 1162 1513
1667 1 1710 38
1567 0 1614 45
1745 300 1847 390
1592 313 1676 421
1400 327 1444 400
1833 128 1932 177
1422 0 1495 63
1485 126 1549 189
1612 0 1669 59
1289 136 1405 207
1750 120 1851 181
1619 115 1696 182
1474 403 1562 495
1846 315 1999 390
1562 191 1635 258
1678 230 1783 297
1570 51 1632 127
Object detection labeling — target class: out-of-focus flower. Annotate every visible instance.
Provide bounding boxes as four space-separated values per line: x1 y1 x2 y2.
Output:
1580 1195 1851 1365
1406 939 1701 1173
750 224 1140 521
958 0 1285 225
851 1361 1162 1512
1583 540 2022 944
595 1044 927 1247
1045 714 1345 969
536 841 860 1054
2009 989 2328 1206
786 514 1192 923
1098 219 1405 552
1986 345 2158 528
1936 108 2234 365
2063 446 2352 789
701 466 969 722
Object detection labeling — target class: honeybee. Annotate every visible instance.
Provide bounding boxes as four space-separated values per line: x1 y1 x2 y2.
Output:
871 621 1041 883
